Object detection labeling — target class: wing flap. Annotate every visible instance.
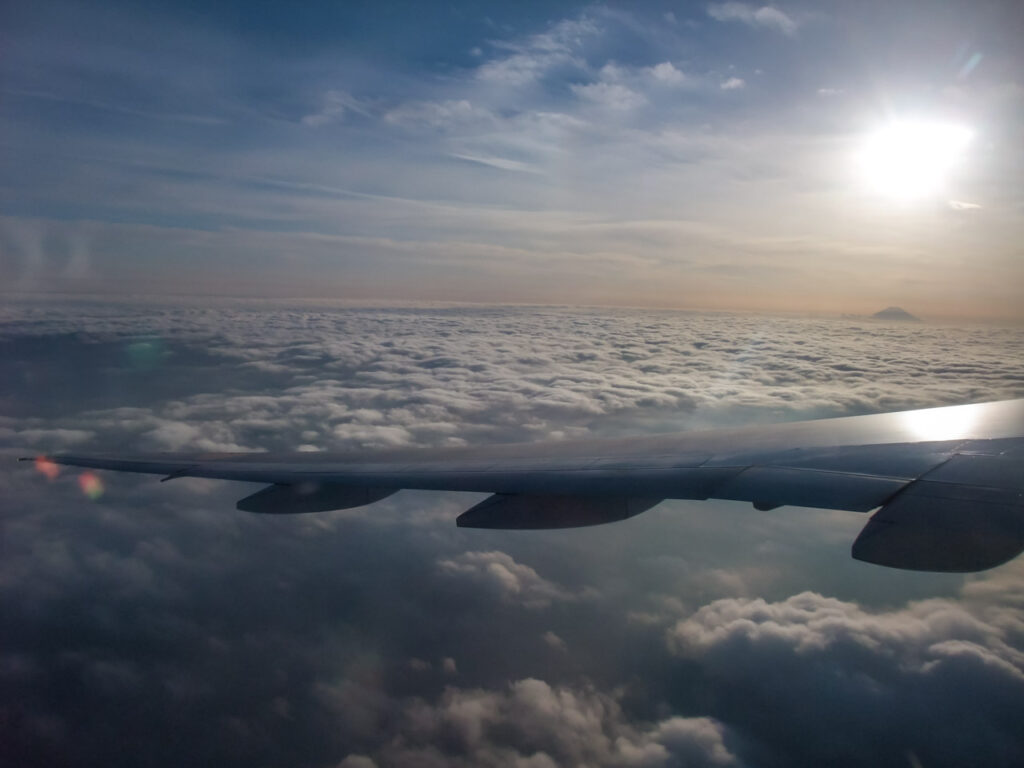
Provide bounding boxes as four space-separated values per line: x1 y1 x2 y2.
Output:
456 494 661 529
236 483 397 514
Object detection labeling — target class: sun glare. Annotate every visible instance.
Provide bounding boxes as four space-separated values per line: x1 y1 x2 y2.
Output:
857 120 973 201
902 403 979 442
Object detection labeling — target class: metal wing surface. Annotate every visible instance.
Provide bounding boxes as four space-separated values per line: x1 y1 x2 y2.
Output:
33 399 1024 573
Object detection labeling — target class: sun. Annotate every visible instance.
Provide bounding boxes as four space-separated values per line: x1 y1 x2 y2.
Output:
857 119 973 201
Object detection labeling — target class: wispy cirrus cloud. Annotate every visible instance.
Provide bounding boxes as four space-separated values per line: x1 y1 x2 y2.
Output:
570 81 646 110
2 4 1020 319
475 17 598 86
383 99 495 131
301 90 369 127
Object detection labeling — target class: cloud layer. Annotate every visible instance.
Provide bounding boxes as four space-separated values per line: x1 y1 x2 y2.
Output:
2 299 1023 767
338 679 742 768
4 300 1021 460
668 583 1024 766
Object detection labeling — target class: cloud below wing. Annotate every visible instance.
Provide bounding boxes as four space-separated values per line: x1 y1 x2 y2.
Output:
5 302 1024 767
666 583 1024 765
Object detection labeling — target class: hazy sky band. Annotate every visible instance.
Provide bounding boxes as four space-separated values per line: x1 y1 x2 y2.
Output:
1 1 1021 318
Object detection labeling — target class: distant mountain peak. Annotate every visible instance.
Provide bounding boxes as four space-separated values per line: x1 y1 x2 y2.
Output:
872 306 920 321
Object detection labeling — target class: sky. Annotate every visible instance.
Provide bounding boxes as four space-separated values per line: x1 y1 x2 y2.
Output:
2 301 1024 768
1 0 1023 319
3 5 1024 765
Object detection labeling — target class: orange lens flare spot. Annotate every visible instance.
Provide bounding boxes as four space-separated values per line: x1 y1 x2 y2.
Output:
35 456 60 481
78 471 104 500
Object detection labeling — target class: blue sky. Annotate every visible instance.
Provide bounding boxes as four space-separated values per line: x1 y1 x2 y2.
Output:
1 1 1022 318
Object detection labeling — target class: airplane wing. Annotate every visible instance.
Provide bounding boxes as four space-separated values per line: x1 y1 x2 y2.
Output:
27 398 1024 573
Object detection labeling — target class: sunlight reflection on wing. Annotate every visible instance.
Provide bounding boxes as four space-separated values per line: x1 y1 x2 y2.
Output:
902 403 979 442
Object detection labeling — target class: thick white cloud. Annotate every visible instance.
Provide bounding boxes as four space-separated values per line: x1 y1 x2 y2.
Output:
4 303 1022 461
5 428 94 448
668 591 1024 678
542 631 567 651
647 62 687 87
437 551 579 609
666 575 1024 764
358 678 743 767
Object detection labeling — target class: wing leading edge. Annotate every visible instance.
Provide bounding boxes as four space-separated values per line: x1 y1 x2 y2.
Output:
27 399 1024 572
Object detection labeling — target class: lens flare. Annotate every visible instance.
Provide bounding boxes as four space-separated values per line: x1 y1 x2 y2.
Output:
35 456 60 481
125 338 166 371
78 471 104 500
